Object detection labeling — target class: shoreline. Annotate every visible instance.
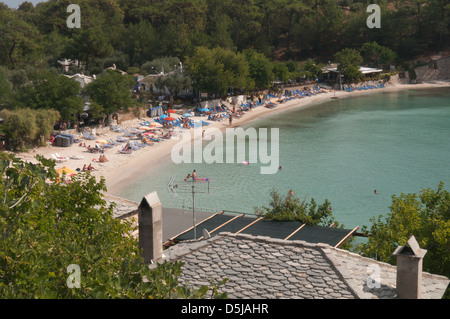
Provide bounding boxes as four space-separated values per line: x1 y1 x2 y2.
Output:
14 81 450 201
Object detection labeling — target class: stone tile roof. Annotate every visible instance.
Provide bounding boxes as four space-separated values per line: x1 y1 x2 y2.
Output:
104 194 139 219
161 232 449 299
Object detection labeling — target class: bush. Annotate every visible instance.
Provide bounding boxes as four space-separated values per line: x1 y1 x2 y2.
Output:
0 108 60 151
254 189 337 227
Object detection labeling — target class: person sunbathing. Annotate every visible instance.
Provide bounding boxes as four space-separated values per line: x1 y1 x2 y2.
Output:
99 155 108 162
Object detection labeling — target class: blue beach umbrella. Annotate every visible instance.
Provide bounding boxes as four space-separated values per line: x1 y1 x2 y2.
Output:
198 107 210 112
160 114 168 119
183 113 193 117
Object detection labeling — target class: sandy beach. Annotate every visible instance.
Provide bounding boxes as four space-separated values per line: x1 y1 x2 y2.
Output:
14 81 450 198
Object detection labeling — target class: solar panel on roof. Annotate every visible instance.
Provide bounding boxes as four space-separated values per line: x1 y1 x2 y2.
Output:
174 213 235 241
170 213 358 247
241 219 304 239
288 224 353 246
209 216 256 235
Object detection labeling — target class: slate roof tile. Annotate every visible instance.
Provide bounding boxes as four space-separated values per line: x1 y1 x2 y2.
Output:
160 231 449 299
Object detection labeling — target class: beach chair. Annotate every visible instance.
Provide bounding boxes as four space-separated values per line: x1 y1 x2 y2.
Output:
107 139 120 145
111 125 123 132
69 155 84 160
130 143 142 150
134 141 148 148
118 148 132 154
82 132 96 140
116 136 128 143
51 154 67 163
55 153 69 161
122 129 135 137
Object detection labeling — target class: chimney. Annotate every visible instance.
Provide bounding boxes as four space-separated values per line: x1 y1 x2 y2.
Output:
138 192 163 263
392 235 427 299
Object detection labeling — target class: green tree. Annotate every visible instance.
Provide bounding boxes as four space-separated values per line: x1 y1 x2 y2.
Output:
244 49 273 89
0 9 42 69
15 71 83 121
272 62 291 83
275 0 310 54
121 21 161 67
356 182 450 281
186 46 252 95
334 48 363 83
301 58 324 80
0 67 13 108
155 73 192 106
141 56 181 75
205 0 234 50
0 108 60 151
0 154 227 298
65 26 114 73
360 42 397 70
255 189 337 227
0 109 38 151
85 69 135 125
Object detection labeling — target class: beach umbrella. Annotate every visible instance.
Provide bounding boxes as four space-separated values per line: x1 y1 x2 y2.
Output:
183 113 193 117
167 109 176 113
160 114 168 119
56 166 76 176
140 126 151 130
150 122 162 127
96 139 109 144
163 117 175 121
198 107 210 112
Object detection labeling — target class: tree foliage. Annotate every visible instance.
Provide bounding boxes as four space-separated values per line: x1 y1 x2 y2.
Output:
356 182 449 278
255 189 337 227
360 42 398 70
14 71 83 121
186 46 253 95
0 108 60 151
0 0 448 75
0 154 227 298
0 8 42 69
334 48 363 83
85 69 135 123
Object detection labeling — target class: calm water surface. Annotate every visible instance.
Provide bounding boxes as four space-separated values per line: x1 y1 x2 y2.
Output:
114 88 450 229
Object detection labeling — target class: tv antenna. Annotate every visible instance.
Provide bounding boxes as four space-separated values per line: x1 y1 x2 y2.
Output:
167 174 211 239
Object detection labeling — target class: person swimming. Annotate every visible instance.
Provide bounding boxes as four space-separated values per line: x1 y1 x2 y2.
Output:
374 189 378 195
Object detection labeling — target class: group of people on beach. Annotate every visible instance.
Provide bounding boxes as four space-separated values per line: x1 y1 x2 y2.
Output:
81 163 95 172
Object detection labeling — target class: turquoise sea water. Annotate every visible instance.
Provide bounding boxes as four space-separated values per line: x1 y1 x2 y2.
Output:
113 87 450 229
